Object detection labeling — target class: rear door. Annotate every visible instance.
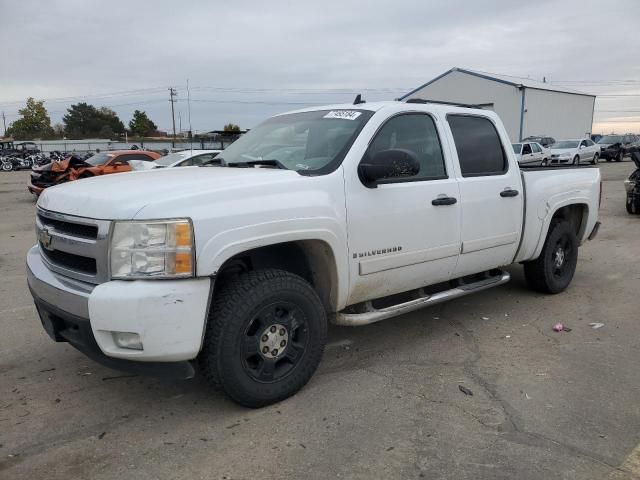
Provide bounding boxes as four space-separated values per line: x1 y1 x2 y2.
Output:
521 143 534 164
445 114 523 277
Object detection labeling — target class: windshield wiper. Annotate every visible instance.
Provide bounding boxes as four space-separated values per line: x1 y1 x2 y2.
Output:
226 159 288 170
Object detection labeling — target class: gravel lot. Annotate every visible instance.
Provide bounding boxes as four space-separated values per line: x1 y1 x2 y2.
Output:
1 162 639 480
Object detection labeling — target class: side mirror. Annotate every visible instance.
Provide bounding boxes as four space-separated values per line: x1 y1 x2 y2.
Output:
579 145 585 149
358 149 420 188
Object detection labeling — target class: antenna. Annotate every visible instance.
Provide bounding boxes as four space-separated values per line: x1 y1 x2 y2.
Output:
353 94 366 105
187 79 193 154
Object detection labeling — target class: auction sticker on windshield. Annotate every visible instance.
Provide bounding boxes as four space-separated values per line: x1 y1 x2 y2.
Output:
323 110 362 120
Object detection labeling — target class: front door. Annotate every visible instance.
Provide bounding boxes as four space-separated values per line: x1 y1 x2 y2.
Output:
345 112 461 305
445 114 523 277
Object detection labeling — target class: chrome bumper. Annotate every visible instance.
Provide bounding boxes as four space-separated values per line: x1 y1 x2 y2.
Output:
26 245 94 319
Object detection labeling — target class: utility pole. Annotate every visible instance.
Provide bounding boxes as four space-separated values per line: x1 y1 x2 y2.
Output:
168 87 177 148
2 112 6 137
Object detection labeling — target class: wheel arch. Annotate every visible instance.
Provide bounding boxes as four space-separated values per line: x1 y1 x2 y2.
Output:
210 239 342 314
533 202 589 259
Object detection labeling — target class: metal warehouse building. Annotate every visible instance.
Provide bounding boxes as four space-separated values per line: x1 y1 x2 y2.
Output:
401 67 596 141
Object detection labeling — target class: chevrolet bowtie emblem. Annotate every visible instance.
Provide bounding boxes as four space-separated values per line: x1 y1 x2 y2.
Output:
39 227 53 250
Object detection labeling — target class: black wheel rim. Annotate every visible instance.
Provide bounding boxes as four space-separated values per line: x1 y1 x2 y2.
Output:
241 301 309 383
551 235 573 279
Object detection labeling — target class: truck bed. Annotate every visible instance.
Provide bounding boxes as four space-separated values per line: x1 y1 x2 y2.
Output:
515 166 601 263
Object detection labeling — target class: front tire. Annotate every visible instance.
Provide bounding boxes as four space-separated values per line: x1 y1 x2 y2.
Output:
524 220 578 294
1 162 13 171
591 154 598 165
199 269 327 408
573 155 580 165
617 151 624 162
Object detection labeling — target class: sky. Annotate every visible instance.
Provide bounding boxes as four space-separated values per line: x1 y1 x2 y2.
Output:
1 0 640 135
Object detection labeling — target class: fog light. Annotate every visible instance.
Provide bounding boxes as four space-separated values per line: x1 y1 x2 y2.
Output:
112 332 143 350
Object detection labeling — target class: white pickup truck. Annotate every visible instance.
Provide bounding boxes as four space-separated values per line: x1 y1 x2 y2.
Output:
27 100 601 407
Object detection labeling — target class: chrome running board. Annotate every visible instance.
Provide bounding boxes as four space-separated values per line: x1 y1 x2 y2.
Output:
334 270 510 327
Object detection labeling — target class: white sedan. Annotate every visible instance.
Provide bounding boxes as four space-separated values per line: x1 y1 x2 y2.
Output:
548 139 600 165
154 149 222 168
512 141 549 166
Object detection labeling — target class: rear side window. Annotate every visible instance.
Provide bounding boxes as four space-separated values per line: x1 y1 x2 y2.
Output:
448 115 507 177
118 154 156 163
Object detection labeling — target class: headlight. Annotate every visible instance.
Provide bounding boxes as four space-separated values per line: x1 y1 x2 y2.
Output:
110 219 195 279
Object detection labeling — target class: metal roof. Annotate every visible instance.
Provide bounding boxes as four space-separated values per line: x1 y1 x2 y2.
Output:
401 67 596 99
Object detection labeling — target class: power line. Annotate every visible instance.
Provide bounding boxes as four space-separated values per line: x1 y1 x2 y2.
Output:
0 86 171 107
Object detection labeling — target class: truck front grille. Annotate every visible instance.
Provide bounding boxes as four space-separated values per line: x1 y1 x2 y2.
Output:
36 209 111 284
37 213 99 239
41 249 97 275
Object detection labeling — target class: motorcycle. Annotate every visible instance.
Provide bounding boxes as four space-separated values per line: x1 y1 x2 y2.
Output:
2 154 34 171
1 157 12 171
625 150 640 215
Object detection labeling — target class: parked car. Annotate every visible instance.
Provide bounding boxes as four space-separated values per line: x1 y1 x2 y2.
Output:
512 141 549 166
597 134 637 162
591 134 602 143
522 136 555 148
28 150 160 195
27 101 601 407
625 150 640 214
549 139 600 165
154 149 222 168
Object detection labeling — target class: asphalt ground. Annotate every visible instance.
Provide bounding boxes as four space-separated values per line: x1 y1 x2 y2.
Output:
1 161 639 480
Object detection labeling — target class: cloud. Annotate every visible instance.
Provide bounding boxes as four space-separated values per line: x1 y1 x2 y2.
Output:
1 0 639 132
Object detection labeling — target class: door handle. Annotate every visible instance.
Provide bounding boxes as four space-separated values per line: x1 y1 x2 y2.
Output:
500 188 519 197
432 196 457 206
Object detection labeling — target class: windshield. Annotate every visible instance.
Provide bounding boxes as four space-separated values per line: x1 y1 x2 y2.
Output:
512 143 522 153
155 152 188 167
217 109 373 173
85 153 114 166
597 135 623 144
551 141 579 149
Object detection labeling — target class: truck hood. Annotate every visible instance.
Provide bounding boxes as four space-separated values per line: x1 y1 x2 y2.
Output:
37 166 303 219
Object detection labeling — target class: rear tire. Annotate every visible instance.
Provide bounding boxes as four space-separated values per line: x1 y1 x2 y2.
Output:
617 151 624 162
198 269 327 408
524 220 578 294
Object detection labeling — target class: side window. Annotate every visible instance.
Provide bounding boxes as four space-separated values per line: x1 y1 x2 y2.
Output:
448 115 507 176
532 143 541 153
191 153 216 166
586 140 594 147
116 154 155 163
522 143 532 155
364 113 446 181
580 140 588 148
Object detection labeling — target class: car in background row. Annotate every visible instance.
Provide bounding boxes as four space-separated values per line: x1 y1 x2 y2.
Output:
548 139 600 165
154 149 222 168
522 136 555 148
597 134 638 162
512 141 549 166
28 150 160 195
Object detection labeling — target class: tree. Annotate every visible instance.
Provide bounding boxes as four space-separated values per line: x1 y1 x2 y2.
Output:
128 110 157 137
63 102 125 139
6 98 54 139
98 107 125 136
52 123 65 138
223 123 241 133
